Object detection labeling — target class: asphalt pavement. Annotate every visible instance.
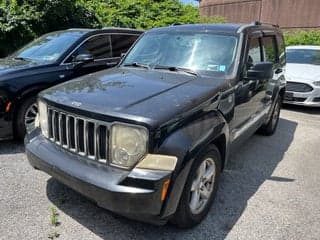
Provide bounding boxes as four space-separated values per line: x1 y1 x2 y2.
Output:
0 105 319 240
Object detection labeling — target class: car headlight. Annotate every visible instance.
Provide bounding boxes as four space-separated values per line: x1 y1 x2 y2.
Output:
313 81 320 86
110 124 148 169
38 100 49 138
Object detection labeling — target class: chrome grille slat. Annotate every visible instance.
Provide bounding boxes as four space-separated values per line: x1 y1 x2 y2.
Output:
58 113 63 145
84 120 88 156
47 107 109 163
66 116 70 148
51 110 56 141
95 124 101 160
75 118 79 153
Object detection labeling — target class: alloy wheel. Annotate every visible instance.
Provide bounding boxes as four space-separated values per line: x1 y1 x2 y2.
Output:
189 157 216 214
24 103 38 134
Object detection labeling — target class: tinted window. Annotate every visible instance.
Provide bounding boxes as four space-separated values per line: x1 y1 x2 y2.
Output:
247 37 262 68
67 35 111 62
277 35 286 65
286 49 320 65
12 31 83 63
111 34 139 57
262 36 277 63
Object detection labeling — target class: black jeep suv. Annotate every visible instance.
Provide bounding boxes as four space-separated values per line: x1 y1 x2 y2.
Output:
0 27 142 140
26 22 286 228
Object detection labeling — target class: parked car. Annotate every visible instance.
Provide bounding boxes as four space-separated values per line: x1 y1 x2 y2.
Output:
26 22 286 228
284 45 320 106
0 28 143 140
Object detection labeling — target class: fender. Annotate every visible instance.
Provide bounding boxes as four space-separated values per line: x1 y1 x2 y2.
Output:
10 83 51 121
154 108 230 218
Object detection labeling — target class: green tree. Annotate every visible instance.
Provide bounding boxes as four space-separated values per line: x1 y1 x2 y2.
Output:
0 0 228 57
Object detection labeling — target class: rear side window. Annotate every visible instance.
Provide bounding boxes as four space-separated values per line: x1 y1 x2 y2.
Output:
66 35 112 62
277 35 286 66
111 34 139 58
247 37 262 68
262 36 277 63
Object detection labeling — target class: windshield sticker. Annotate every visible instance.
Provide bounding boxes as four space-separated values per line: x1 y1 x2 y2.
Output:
219 65 226 72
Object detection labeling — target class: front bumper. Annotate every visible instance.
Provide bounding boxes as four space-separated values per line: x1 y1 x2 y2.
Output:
284 86 320 107
25 134 173 224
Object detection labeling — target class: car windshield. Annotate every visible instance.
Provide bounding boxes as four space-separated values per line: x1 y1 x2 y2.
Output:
122 31 238 75
286 49 320 65
11 31 83 63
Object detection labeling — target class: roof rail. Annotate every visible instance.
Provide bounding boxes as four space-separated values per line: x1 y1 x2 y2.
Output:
237 21 279 33
171 23 183 26
254 21 280 28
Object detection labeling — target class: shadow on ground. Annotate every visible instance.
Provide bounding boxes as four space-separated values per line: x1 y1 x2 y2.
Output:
283 104 320 115
0 140 24 155
46 117 297 240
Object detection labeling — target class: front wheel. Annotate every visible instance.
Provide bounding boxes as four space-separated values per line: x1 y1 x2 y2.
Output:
171 145 222 228
15 96 38 140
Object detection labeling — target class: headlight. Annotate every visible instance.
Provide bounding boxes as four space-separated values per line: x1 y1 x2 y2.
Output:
110 124 148 169
38 100 49 138
313 81 320 86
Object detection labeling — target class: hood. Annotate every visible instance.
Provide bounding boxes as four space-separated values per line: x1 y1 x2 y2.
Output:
286 63 320 82
42 67 225 127
0 57 46 76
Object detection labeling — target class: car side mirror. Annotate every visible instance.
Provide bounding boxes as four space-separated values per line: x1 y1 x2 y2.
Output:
75 54 94 64
247 62 274 80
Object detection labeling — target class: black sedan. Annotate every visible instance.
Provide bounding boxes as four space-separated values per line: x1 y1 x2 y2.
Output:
0 27 143 140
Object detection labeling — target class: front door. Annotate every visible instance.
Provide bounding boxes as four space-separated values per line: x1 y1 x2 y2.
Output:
230 33 265 141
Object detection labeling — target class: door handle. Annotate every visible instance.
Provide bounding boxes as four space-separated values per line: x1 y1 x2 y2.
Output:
275 68 283 74
106 62 118 66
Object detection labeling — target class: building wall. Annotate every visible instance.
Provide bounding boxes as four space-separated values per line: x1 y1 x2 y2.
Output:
199 0 320 29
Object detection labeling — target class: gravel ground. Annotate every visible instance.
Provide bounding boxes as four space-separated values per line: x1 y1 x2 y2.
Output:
0 105 320 240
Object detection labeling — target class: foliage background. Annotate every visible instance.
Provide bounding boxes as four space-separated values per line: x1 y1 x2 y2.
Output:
0 0 225 57
284 31 320 46
0 0 319 57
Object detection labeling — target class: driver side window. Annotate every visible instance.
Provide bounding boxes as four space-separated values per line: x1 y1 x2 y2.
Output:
66 35 112 63
247 37 262 69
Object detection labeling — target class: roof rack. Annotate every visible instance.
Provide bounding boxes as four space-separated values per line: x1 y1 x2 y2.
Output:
237 21 279 33
252 21 279 28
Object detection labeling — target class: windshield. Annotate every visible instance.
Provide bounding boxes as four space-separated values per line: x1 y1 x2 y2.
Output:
122 31 238 75
286 49 320 65
11 31 83 63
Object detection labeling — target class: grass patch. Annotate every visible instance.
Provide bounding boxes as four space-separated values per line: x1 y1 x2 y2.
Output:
50 206 60 227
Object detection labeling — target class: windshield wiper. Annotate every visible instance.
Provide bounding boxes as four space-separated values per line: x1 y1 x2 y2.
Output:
13 57 32 61
123 62 150 69
153 65 198 76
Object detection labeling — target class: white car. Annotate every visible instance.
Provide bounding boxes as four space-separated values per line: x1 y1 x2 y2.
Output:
284 45 320 107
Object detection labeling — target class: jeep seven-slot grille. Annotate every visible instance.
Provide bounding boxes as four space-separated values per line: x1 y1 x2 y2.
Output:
48 107 108 163
286 82 313 93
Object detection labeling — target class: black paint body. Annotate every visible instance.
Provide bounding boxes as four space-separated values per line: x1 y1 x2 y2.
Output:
0 28 143 139
25 23 286 224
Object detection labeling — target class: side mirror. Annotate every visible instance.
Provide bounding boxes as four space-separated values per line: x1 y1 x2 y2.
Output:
247 62 274 80
74 54 94 64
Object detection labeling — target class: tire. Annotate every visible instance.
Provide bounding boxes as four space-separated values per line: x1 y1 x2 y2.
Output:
171 145 222 228
258 96 281 136
15 96 38 140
